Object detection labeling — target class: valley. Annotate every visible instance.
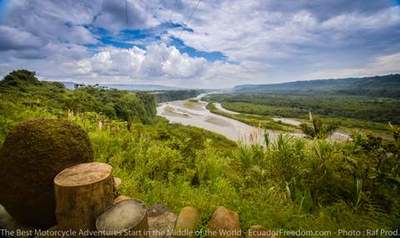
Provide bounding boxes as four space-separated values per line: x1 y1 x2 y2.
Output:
157 98 350 144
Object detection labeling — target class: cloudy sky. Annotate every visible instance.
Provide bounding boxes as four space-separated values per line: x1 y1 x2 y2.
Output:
0 0 399 88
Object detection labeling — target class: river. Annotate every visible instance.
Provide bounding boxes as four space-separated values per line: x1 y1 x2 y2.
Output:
156 99 307 145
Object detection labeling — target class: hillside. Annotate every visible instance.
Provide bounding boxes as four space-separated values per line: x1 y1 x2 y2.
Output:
0 70 158 128
0 70 400 234
234 74 400 97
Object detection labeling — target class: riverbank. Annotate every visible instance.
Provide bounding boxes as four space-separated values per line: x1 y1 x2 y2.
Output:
157 99 350 144
156 100 307 145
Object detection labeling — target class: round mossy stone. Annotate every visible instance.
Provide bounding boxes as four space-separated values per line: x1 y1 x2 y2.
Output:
0 118 94 228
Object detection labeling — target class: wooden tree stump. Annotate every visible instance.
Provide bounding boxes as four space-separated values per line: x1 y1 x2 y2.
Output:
96 200 148 238
54 162 114 236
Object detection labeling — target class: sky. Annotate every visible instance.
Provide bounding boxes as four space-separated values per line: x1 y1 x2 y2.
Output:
0 0 399 88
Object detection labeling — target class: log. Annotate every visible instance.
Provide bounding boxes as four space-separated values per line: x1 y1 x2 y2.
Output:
54 162 114 236
96 200 148 238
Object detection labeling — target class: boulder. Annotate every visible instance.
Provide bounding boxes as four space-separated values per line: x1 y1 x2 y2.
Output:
247 225 277 238
96 200 148 238
148 204 171 217
174 206 200 238
207 207 241 238
147 204 177 238
0 119 94 227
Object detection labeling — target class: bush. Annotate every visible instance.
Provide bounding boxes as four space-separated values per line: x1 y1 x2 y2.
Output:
0 119 94 227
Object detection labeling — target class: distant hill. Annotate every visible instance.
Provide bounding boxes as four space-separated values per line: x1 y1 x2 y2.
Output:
60 82 182 91
233 74 400 97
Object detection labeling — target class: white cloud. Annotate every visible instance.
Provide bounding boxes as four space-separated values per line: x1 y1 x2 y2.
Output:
308 51 400 79
70 44 208 81
77 47 145 76
321 6 400 31
44 42 253 89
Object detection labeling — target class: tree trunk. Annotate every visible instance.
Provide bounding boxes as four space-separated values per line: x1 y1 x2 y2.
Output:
96 200 148 238
54 162 114 237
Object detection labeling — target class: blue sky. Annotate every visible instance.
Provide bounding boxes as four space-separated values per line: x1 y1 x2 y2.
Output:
0 0 399 88
83 23 226 62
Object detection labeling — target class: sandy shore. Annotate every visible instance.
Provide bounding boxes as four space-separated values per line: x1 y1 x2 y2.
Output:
157 100 303 145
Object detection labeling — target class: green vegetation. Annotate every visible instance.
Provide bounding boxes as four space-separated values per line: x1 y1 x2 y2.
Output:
155 90 202 102
184 100 203 110
0 70 399 236
300 113 339 139
206 103 295 132
206 93 399 136
0 70 157 132
234 74 400 98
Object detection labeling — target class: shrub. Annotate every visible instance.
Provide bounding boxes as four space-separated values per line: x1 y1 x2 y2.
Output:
0 119 94 227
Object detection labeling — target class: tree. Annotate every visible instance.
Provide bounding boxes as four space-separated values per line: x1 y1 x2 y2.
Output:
0 69 41 88
300 112 338 139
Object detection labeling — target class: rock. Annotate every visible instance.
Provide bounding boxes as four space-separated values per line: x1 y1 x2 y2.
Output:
147 204 177 238
113 177 122 189
148 204 171 217
113 195 145 206
174 206 200 238
96 200 148 238
247 225 277 238
207 207 241 238
113 195 131 204
0 119 94 228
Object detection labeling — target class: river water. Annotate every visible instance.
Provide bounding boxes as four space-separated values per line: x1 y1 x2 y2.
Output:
156 100 306 145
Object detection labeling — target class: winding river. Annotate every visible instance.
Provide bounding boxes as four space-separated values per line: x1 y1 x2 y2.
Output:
156 99 307 145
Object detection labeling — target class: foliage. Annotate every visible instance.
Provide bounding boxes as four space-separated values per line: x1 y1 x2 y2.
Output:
233 74 400 98
1 70 40 87
1 70 399 235
206 102 295 132
0 70 157 131
206 93 399 133
300 113 339 139
155 90 203 103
